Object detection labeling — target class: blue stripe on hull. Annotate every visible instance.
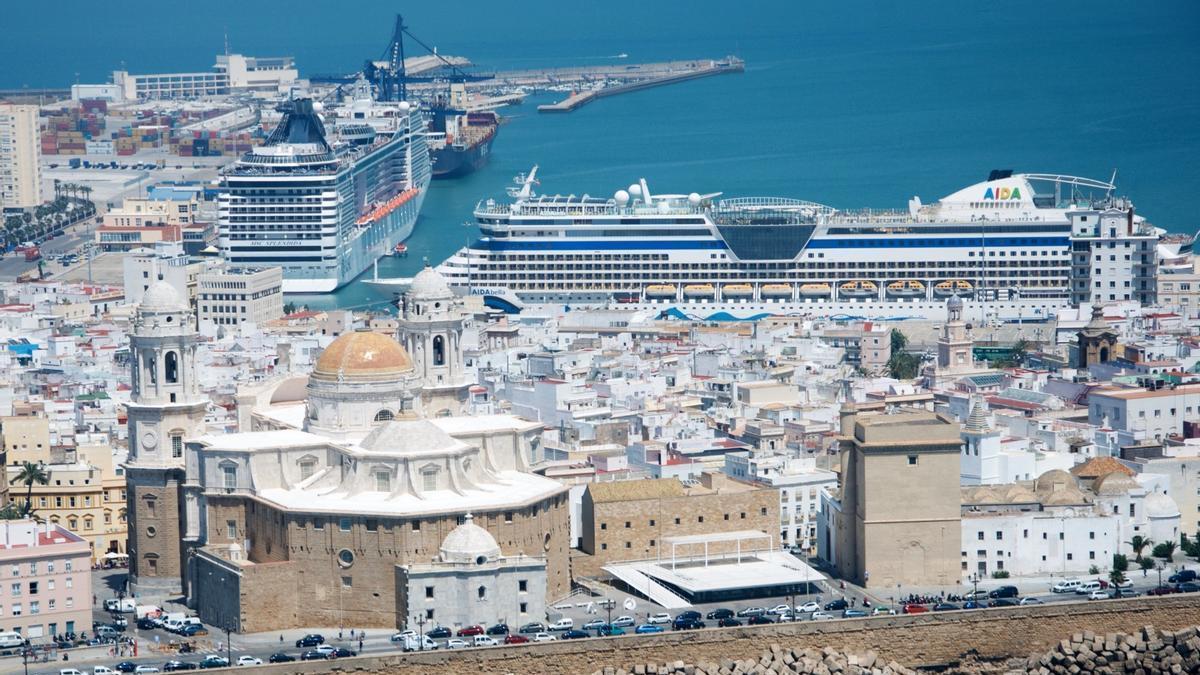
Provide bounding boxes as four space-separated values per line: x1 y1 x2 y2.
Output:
483 236 1069 252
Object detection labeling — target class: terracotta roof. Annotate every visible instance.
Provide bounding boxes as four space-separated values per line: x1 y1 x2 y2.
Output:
1070 456 1135 479
586 478 684 503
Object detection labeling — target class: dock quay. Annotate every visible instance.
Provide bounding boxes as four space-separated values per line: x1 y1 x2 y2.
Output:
535 57 744 113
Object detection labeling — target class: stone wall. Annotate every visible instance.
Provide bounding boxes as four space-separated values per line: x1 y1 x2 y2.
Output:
209 595 1200 674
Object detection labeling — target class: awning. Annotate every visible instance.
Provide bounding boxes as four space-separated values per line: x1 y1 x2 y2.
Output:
104 552 129 559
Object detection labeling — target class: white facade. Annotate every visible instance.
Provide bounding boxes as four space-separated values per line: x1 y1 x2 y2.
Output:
961 509 1119 578
196 266 283 328
0 103 41 211
122 243 194 307
1088 383 1200 441
724 452 835 552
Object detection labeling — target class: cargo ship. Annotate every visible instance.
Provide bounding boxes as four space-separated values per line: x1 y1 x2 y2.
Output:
426 83 499 179
425 168 1161 320
217 79 430 293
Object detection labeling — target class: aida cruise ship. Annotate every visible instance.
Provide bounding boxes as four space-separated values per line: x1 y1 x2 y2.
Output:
433 169 1160 320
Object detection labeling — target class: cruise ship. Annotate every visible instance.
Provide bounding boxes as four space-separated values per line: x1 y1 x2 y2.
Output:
217 80 431 293
431 168 1160 320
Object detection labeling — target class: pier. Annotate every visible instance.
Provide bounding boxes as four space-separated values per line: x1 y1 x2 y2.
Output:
534 57 744 113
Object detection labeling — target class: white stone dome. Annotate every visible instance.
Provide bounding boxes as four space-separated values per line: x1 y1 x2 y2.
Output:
140 281 186 312
1144 491 1180 518
439 514 501 564
947 293 964 311
409 264 453 301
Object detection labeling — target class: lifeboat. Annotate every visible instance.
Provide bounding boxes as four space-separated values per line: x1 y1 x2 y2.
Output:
722 283 754 298
839 280 878 298
761 283 793 298
933 279 974 296
799 283 832 297
683 284 716 298
356 188 420 227
886 280 925 297
645 284 677 299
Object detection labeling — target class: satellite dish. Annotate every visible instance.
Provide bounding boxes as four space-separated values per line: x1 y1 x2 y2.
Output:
623 598 637 611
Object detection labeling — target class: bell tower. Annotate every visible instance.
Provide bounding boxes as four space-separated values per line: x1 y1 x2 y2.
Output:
398 264 470 415
125 281 207 598
937 294 974 373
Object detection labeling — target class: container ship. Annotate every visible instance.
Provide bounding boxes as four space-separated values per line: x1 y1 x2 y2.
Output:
426 168 1161 320
426 83 498 179
217 79 431 293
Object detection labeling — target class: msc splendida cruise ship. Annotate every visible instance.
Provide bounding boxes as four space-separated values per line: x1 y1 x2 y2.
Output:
428 168 1161 320
218 80 431 293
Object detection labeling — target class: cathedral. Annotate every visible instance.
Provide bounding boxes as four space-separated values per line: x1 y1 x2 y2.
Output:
125 266 570 632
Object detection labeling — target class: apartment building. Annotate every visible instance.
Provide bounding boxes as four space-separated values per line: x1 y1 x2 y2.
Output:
196 266 284 328
0 521 92 640
0 103 41 211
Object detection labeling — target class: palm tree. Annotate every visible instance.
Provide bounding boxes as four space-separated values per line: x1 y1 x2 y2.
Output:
1127 535 1152 561
14 462 49 517
53 178 61 202
1108 569 1127 597
1153 540 1177 560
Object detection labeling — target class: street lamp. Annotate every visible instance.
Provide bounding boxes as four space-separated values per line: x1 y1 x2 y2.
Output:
597 598 615 636
414 614 428 651
969 573 980 603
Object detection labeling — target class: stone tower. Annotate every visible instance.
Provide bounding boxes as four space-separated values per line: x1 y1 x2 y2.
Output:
1077 304 1118 368
125 281 207 598
937 294 974 372
960 397 1002 485
398 264 470 415
834 410 962 589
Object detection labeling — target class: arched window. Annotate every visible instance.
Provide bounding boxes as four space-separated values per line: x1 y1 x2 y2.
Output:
373 409 394 422
433 335 445 366
146 351 157 384
164 351 179 383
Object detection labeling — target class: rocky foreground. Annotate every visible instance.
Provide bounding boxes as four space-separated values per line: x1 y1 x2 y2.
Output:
582 625 1200 675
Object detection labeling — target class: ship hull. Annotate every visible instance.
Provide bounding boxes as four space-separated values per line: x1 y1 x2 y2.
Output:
431 133 495 179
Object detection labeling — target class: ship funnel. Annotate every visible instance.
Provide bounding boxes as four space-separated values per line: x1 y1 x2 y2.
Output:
908 196 922 218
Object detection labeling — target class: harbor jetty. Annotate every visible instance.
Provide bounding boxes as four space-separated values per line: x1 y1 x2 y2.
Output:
534 57 743 113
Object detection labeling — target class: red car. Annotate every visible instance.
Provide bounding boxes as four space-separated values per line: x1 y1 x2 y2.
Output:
902 604 929 614
504 634 530 644
457 625 484 637
1147 585 1181 596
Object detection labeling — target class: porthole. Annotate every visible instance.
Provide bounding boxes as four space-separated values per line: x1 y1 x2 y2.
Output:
476 555 488 565
338 549 355 568
146 526 157 538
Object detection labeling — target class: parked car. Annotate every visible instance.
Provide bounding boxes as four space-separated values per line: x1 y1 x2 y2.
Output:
1018 597 1044 606
963 589 989 600
561 630 590 640
598 625 626 636
634 625 664 634
137 618 157 631
134 667 160 674
674 618 706 630
871 606 896 615
1051 579 1082 593
532 632 558 642
767 604 792 615
457 625 484 637
445 639 468 650
810 612 834 621
612 616 636 628
843 609 868 618
1088 590 1110 601
1148 585 1181 596
582 619 607 630
646 613 672 625
824 599 849 611
267 654 295 663
736 607 766 617
962 600 983 610
295 634 325 648
179 625 208 637
932 603 959 612
989 585 1019 599
504 634 530 644
988 598 1018 607
676 610 701 621
706 608 735 620
391 630 416 642
546 618 574 631
518 622 546 634
473 635 499 646
748 615 775 625
1075 580 1106 595
198 656 229 669
902 604 928 614
427 626 452 639
163 662 198 671
718 617 743 627
313 645 336 657
1177 582 1200 593
796 601 821 613
1168 570 1197 584
115 664 138 673
330 648 355 658
299 651 326 662
236 656 262 666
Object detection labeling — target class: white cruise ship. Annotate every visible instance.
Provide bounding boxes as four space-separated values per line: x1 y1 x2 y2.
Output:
218 80 431 293
430 168 1160 320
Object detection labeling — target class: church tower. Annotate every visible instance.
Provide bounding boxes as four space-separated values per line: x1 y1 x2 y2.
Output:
960 396 1001 485
125 281 207 598
1076 304 1118 368
937 294 974 372
398 264 471 415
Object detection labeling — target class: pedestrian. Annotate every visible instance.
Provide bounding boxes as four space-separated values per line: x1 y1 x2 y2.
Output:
358 638 363 652
280 634 283 643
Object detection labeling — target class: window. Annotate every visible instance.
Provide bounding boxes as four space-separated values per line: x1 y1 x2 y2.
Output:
28 582 37 596
412 520 421 532
375 472 391 493
299 460 316 481
600 523 607 531
171 434 183 458
64 561 71 572
10 584 19 596
425 609 434 620
519 602 527 614
11 603 20 616
30 602 39 615
341 576 352 589
624 521 630 528
601 543 607 550
339 518 352 532
504 512 513 524
226 520 237 539
373 409 394 422
649 519 655 526
518 580 527 593
625 542 631 549
433 335 445 366
425 586 434 599
222 465 237 489
422 470 437 492
46 562 53 574
64 578 72 589
313 518 324 531
477 586 486 600
83 518 93 532
28 563 36 575
907 455 918 465
8 566 15 577
995 531 1002 540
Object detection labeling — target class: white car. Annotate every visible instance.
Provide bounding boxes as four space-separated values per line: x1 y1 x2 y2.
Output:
314 645 336 656
1087 589 1110 601
445 638 468 649
796 601 821 613
1051 579 1082 593
1018 597 1044 606
93 668 116 675
811 612 835 621
646 613 672 625
473 635 499 647
134 668 160 675
532 632 557 642
611 615 635 627
391 630 417 642
767 603 792 615
237 656 262 666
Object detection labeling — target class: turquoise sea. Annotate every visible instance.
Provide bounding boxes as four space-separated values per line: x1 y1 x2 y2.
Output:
4 1 1198 311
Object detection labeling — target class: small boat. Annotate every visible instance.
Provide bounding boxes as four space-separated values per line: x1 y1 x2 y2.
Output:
933 279 974 296
683 284 716 298
799 283 832 297
645 284 677 299
761 283 793 298
886 280 925 297
392 243 408 257
839 280 878 298
722 283 753 298
613 291 640 304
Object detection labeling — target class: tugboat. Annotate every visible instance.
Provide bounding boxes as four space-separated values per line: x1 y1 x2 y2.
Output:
393 243 408 257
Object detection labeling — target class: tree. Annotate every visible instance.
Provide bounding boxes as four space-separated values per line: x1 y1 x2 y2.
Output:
1112 553 1129 573
14 462 49 517
1108 569 1127 596
1127 535 1152 561
1152 541 1177 560
1139 557 1156 572
886 329 921 379
283 302 297 316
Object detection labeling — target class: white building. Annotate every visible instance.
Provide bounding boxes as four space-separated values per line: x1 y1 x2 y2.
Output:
0 103 42 211
110 54 296 100
1088 383 1200 441
724 452 835 553
960 398 1075 484
196 266 283 329
122 242 197 307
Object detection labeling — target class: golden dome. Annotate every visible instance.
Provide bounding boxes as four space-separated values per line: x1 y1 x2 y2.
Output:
312 330 413 382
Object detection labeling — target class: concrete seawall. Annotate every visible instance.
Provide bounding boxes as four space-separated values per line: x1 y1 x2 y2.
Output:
538 61 744 113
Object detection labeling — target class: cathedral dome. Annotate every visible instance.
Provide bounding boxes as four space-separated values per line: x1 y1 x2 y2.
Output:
140 281 186 312
439 514 501 564
1144 491 1180 519
947 293 963 312
1092 471 1138 496
312 329 413 383
409 264 453 301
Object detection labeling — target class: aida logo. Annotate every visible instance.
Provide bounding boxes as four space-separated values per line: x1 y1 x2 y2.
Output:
982 186 1021 200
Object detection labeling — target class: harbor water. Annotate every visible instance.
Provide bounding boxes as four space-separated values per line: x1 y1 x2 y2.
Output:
4 1 1198 311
